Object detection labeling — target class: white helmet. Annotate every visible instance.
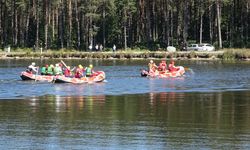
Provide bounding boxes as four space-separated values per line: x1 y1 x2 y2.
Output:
31 62 35 66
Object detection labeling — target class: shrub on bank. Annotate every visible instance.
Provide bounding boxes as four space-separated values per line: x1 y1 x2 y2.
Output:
222 50 235 60
187 51 196 58
235 50 250 59
222 49 250 60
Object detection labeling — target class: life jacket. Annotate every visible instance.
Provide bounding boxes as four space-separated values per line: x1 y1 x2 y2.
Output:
75 68 83 78
85 67 92 76
161 62 167 67
41 67 47 74
54 66 62 75
168 64 178 72
64 68 71 77
158 62 167 71
58 67 63 75
47 66 54 75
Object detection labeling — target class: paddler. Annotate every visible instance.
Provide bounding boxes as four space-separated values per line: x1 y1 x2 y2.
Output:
64 66 72 77
85 64 94 77
47 64 54 75
41 64 49 75
26 62 38 74
148 60 158 72
158 60 167 72
168 59 179 72
75 65 84 78
54 63 63 75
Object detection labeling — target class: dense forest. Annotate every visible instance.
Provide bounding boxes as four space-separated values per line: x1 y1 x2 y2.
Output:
0 0 249 51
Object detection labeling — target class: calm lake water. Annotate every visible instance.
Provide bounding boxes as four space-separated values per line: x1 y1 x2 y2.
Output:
0 59 250 149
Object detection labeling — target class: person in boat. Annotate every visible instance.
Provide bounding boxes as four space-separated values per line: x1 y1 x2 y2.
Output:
64 66 73 77
168 60 179 72
85 64 95 77
47 64 54 75
158 60 167 72
148 60 158 72
41 64 49 75
26 62 38 74
59 63 63 70
54 63 63 75
75 65 84 78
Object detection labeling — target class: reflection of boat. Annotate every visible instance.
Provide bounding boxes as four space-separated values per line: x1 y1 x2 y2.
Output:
20 71 54 82
141 66 185 78
53 71 105 84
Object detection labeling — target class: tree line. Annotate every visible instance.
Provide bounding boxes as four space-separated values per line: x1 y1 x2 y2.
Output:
0 0 249 51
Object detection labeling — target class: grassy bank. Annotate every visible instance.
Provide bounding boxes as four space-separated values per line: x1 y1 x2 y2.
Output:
222 49 250 60
0 48 249 60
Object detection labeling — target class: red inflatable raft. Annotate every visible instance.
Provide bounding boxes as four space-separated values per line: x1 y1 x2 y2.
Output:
20 71 55 82
141 66 185 78
53 71 106 84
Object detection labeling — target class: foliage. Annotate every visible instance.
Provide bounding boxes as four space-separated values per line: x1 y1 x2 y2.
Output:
0 0 249 51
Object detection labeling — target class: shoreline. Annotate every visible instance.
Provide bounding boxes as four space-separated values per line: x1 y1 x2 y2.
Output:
0 50 249 61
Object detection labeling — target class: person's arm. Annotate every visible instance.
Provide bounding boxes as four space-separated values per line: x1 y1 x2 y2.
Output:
32 66 38 73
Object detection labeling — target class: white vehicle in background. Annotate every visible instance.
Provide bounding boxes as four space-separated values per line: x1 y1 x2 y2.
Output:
198 43 215 51
187 44 200 51
187 43 215 51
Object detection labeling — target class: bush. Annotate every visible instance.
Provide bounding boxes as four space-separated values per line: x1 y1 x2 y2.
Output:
188 51 196 58
222 50 235 60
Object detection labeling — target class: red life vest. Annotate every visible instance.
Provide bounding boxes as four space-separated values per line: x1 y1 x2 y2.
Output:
75 68 83 78
64 69 71 77
168 64 178 72
159 62 167 71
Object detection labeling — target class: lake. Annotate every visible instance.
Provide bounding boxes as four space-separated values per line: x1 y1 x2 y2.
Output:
0 59 250 149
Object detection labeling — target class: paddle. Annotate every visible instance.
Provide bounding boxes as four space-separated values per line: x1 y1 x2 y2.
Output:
52 75 57 83
60 60 67 68
61 59 76 72
35 66 39 82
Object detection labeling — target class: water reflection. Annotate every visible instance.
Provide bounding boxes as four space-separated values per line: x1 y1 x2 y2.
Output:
20 91 250 132
1 92 250 149
51 82 106 97
29 95 106 113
